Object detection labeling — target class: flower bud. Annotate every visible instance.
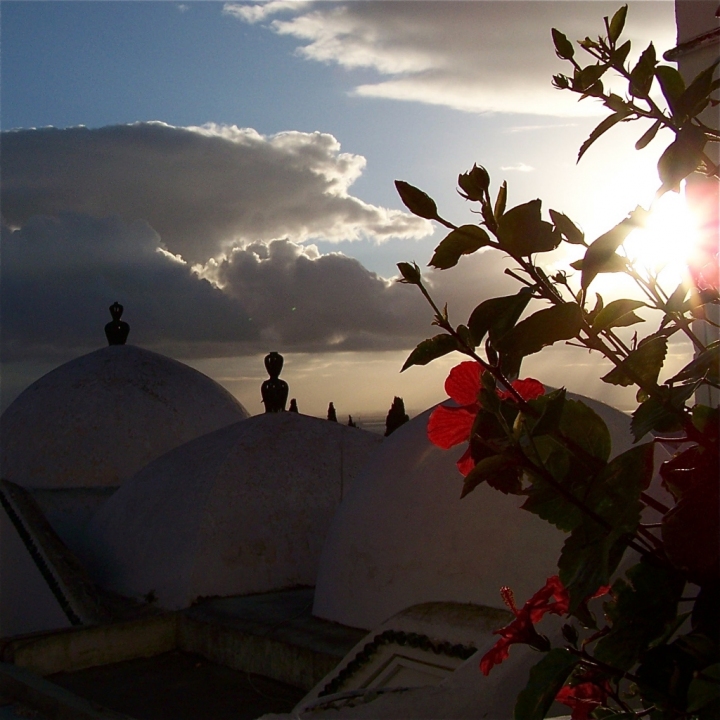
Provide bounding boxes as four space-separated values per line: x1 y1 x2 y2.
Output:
397 262 422 285
458 164 490 201
395 180 439 220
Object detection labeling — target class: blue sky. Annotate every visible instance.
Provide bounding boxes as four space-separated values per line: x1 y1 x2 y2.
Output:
1 1 684 417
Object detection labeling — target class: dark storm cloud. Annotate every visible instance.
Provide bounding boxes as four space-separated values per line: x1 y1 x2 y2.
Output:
0 214 257 362
1 122 430 265
1 210 511 363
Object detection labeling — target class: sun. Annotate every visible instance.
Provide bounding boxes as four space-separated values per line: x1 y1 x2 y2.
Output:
621 189 700 288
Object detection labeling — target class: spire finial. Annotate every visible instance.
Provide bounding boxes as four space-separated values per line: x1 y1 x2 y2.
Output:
105 302 130 345
261 352 289 412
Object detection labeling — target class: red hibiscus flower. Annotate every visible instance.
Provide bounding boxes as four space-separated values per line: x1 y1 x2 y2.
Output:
479 576 570 676
556 680 611 720
427 362 544 476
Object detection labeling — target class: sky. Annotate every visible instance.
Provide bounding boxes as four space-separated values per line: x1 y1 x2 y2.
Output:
1 0 688 419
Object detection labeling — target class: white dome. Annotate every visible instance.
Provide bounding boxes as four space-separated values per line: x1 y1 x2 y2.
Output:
313 393 633 630
84 412 383 609
0 345 250 489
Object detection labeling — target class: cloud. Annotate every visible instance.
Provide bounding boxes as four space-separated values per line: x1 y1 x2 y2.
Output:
225 1 675 116
500 163 534 173
504 123 579 134
0 214 256 362
1 211 512 364
1 122 430 265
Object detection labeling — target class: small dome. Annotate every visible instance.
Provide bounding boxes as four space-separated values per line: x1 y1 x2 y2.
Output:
313 394 633 630
84 412 383 609
0 345 250 488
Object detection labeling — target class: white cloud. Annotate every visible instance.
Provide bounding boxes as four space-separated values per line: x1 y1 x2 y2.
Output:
500 163 535 172
1 122 430 265
226 1 675 117
504 123 579 134
223 0 310 24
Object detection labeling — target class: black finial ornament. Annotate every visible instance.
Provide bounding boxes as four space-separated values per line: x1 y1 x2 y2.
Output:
327 402 338 422
261 352 289 412
105 302 130 346
289 398 299 413
385 396 409 436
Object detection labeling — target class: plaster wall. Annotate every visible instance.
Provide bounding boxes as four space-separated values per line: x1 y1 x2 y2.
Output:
84 413 383 609
0 511 71 637
313 394 641 630
0 345 249 489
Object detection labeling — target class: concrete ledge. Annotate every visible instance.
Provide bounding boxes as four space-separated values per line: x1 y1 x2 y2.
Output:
0 662 134 720
179 613 337 691
3 615 178 676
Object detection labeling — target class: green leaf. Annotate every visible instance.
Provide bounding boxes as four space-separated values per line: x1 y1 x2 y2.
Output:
429 225 492 270
397 261 421 285
578 109 631 162
559 526 629 613
580 208 648 290
665 281 689 313
571 254 626 275
592 299 646 332
497 199 560 256
608 5 627 44
655 65 686 113
559 398 613 463
670 343 720 384
467 290 533 347
688 663 720 712
587 294 604 324
560 445 654 608
552 28 575 60
675 60 720 123
594 559 685 671
601 335 668 387
529 388 567 438
612 41 632 69
630 384 694 441
635 119 662 151
629 42 657 98
395 180 439 220
549 209 585 245
522 399 612 532
657 124 708 195
460 455 521 498
496 303 583 358
494 181 507 222
514 649 579 720
401 334 459 371
575 63 608 92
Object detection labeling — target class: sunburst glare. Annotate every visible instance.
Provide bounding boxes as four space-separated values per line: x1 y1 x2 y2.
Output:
622 189 699 287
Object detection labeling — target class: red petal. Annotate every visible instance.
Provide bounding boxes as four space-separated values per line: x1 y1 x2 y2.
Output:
427 404 476 450
590 585 611 600
512 378 545 400
479 637 511 676
497 378 546 402
556 682 607 720
445 362 482 405
456 447 476 476
527 576 569 622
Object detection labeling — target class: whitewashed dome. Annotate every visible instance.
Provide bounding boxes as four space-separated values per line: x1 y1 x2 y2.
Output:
313 393 634 630
0 345 250 489
84 412 383 609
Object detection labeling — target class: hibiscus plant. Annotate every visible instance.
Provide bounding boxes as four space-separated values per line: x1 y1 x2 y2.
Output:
395 7 719 720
